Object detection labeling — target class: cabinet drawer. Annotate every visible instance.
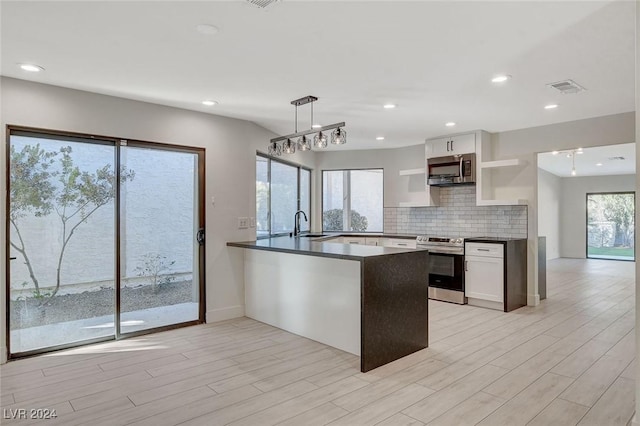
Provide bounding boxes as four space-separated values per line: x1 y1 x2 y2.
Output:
342 237 365 245
386 239 417 249
365 237 380 246
465 242 504 258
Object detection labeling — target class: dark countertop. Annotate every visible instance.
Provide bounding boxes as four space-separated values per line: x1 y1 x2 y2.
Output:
465 237 528 243
227 236 426 261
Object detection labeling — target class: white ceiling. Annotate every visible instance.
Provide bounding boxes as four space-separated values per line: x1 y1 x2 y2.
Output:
538 143 636 177
1 1 636 150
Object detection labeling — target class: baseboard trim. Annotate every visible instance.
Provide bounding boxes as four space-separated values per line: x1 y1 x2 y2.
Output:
206 305 245 323
527 294 540 306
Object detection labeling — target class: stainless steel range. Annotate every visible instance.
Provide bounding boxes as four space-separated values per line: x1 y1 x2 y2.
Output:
416 236 466 304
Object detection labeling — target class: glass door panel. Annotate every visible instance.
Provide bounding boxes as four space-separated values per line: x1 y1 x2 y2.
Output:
9 132 116 354
587 192 635 261
119 146 200 333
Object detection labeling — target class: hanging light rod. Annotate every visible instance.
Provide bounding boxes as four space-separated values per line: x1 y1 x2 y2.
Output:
270 122 345 143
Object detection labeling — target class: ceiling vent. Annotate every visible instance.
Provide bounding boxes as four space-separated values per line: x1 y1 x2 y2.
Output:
547 79 587 94
608 156 626 161
245 0 280 8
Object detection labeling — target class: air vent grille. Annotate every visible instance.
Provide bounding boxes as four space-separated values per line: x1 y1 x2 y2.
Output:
608 156 626 161
547 79 586 94
246 0 280 8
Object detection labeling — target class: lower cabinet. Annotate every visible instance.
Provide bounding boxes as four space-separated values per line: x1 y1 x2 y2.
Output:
465 239 527 312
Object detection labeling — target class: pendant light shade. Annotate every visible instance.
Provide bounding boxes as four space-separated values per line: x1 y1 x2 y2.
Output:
331 127 347 145
283 138 296 154
313 132 327 149
268 141 281 156
298 135 312 151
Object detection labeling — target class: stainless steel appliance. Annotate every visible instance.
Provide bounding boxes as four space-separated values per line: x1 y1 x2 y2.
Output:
427 153 476 186
416 236 466 304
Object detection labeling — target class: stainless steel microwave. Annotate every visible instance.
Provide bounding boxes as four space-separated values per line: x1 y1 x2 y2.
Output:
427 153 476 186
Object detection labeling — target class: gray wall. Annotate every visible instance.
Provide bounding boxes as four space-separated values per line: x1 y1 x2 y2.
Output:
537 169 562 259
560 174 635 258
0 76 317 362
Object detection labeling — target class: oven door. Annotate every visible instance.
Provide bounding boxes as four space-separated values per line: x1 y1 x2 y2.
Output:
428 253 466 304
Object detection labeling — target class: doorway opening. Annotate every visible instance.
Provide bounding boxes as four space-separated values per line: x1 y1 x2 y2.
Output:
586 192 635 261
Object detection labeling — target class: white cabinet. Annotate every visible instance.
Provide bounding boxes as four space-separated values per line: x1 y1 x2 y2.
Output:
426 133 476 158
323 236 343 244
465 242 504 309
365 237 380 246
384 238 417 249
342 237 366 245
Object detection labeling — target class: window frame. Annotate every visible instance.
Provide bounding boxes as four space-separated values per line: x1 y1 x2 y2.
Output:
256 153 312 238
585 191 635 262
321 167 384 234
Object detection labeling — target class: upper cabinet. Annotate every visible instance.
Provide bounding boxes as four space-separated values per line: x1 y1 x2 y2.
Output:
426 133 476 158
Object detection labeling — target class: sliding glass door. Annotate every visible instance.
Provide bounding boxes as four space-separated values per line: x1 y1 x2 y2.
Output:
119 145 202 334
8 131 117 354
7 128 204 357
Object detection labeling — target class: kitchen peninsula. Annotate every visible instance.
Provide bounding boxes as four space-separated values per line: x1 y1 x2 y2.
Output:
227 236 429 372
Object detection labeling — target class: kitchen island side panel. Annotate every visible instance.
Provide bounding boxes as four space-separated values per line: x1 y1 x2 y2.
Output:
244 249 361 355
361 251 429 372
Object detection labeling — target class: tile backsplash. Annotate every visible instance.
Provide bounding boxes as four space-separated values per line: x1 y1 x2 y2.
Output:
385 186 528 238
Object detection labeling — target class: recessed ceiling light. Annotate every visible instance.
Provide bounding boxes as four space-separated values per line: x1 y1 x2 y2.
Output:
596 163 603 166
202 100 218 106
196 24 219 35
552 151 559 155
376 136 385 141
19 63 44 72
491 75 511 83
445 122 456 127
312 124 322 129
544 104 559 110
383 104 397 109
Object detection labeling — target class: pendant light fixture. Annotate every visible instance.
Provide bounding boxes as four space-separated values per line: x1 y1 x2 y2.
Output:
551 147 583 176
267 95 346 156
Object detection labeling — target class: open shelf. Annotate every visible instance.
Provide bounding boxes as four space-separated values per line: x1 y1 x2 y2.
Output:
476 199 528 206
480 159 524 169
399 168 425 176
398 201 431 207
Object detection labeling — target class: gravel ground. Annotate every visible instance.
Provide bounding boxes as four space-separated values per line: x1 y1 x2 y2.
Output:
10 280 194 330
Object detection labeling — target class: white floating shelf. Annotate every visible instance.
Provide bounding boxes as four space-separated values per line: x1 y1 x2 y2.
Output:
398 201 430 207
480 159 524 169
399 168 425 176
476 199 528 206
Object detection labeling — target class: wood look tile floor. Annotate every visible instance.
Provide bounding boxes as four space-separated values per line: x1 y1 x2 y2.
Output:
0 258 635 425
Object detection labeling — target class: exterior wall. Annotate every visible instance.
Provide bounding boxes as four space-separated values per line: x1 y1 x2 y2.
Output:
560 174 635 258
537 168 562 259
0 76 317 363
384 186 527 239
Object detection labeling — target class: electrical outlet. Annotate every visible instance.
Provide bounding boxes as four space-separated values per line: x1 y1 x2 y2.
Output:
238 217 249 229
249 217 256 228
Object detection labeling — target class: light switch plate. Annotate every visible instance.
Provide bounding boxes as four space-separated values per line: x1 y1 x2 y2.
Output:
238 217 249 229
249 217 256 228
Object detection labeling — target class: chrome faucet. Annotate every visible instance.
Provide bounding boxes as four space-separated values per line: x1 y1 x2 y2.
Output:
293 210 308 237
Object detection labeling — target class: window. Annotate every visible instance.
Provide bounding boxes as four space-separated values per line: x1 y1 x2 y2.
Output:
587 192 635 261
322 169 383 232
256 154 311 237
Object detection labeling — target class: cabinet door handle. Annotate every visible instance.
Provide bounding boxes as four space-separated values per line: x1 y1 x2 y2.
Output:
451 139 454 151
446 140 450 151
396 243 408 246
